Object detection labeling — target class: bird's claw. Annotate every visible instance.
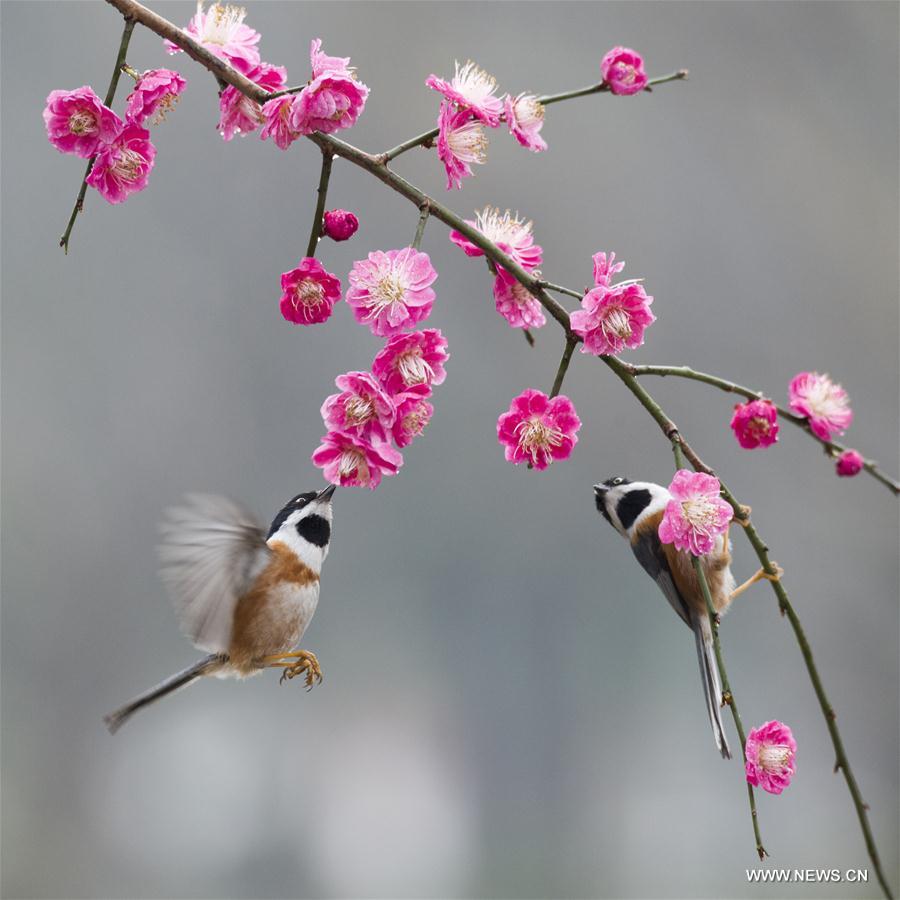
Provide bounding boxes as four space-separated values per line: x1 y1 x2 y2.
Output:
278 651 323 690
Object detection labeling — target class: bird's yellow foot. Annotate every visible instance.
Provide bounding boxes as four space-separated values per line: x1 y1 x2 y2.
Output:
730 562 784 600
263 650 323 690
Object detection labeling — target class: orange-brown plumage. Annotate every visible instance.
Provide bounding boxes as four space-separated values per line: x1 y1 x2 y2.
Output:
632 508 733 618
228 541 320 673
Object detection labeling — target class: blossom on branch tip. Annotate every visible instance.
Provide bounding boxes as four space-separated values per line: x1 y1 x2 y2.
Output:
570 282 655 356
323 209 359 241
346 248 437 337
85 124 156 204
600 46 648 96
449 207 543 271
730 399 779 450
745 720 797 795
218 63 287 141
290 40 369 136
391 384 434 448
321 371 397 443
658 470 733 557
497 389 581 470
835 449 864 478
788 372 853 441
504 93 547 152
437 102 487 191
165 1 261 74
312 430 402 490
279 257 342 325
260 96 301 150
372 329 449 395
493 266 546 330
125 69 187 126
426 60 503 126
43 87 123 158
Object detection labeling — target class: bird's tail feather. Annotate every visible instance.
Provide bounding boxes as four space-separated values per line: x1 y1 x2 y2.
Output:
103 653 225 734
692 617 732 759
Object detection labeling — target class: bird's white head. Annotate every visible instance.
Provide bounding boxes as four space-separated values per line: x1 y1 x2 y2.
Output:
593 476 670 539
266 484 336 574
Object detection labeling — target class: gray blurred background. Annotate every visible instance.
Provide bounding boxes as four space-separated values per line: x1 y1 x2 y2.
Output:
2 2 898 897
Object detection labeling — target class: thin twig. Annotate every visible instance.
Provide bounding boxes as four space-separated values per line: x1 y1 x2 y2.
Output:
629 364 899 494
412 201 430 250
382 128 438 164
539 69 688 106
549 337 577 398
305 150 333 258
59 16 135 253
540 280 583 301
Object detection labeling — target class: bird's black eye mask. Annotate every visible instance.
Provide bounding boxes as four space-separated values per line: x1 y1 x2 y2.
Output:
296 514 331 548
615 488 652 531
267 492 318 539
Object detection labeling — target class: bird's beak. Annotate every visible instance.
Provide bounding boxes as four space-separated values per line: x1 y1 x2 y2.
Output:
316 484 337 502
593 484 607 498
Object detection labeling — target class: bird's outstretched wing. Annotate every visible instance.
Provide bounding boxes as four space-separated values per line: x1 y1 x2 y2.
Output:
159 494 270 653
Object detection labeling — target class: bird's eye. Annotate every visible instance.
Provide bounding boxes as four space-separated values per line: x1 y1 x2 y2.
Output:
613 477 623 486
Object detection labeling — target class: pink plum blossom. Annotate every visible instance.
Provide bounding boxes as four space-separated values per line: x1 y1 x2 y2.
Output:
426 60 503 126
449 207 542 271
346 248 437 337
372 329 449 395
504 92 547 152
437 101 487 191
730 399 780 450
600 46 648 96
43 86 123 158
125 69 187 126
497 389 581 470
85 124 156 204
391 384 434 448
570 282 655 356
260 96 301 150
279 257 342 325
321 371 396 443
745 720 797 795
788 372 853 441
290 40 368 136
658 470 733 557
835 449 864 477
218 63 287 140
493 266 546 330
165 2 261 74
322 209 359 241
592 251 626 287
312 430 402 490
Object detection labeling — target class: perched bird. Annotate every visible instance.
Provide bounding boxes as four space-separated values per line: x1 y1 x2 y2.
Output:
593 477 780 759
104 485 336 734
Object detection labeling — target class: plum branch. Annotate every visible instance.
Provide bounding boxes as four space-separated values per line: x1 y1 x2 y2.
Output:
64 2 895 894
628 364 899 494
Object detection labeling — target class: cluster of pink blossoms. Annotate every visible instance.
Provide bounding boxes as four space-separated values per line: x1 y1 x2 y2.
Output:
428 48 647 190
43 68 185 204
450 207 546 331
730 372 861 479
428 59 548 190
259 39 368 149
313 328 449 489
